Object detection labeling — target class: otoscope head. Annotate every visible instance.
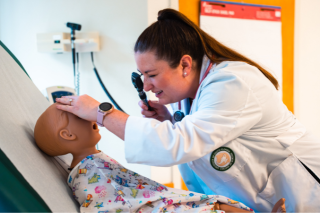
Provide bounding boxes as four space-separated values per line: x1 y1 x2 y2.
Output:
66 22 82 31
131 72 144 92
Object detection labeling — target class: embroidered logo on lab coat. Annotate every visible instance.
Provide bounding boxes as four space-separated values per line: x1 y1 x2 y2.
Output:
210 147 235 171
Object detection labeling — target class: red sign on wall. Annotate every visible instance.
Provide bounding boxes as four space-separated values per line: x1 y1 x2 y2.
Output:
201 0 281 22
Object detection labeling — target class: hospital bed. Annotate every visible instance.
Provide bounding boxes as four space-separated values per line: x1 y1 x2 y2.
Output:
0 40 78 212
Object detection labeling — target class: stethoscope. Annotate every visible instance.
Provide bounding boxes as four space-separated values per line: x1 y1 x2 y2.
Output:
173 62 214 122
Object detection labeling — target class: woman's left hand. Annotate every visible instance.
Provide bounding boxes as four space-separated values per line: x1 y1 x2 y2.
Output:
55 94 100 122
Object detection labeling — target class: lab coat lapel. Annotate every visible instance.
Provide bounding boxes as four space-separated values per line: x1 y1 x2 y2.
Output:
189 56 216 115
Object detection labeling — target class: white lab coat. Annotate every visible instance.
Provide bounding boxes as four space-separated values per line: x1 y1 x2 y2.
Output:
124 56 320 212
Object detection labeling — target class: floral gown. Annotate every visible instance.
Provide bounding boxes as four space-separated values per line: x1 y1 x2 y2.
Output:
67 151 254 213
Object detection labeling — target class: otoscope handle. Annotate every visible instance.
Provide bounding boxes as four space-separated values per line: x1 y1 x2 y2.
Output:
143 99 152 111
139 92 152 111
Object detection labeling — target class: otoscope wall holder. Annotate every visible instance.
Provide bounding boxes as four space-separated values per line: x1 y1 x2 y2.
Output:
36 32 100 53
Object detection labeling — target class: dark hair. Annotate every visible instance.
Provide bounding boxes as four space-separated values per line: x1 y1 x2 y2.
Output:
134 9 279 90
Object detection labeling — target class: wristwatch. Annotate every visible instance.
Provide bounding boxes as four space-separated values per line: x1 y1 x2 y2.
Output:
97 102 114 127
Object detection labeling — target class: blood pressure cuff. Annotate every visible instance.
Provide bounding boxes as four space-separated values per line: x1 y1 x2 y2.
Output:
0 40 78 212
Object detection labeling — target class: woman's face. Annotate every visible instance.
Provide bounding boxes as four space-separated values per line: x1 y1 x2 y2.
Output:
134 51 195 105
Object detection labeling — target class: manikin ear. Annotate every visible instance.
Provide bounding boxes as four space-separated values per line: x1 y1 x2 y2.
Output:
59 129 77 141
180 55 193 77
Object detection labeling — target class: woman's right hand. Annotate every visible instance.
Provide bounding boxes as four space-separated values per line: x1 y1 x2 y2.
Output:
55 95 100 122
139 100 172 122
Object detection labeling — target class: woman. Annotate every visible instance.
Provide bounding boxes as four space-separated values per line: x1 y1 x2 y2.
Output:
56 9 320 212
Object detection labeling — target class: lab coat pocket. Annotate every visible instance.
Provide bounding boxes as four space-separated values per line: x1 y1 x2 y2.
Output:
258 155 320 212
210 140 251 182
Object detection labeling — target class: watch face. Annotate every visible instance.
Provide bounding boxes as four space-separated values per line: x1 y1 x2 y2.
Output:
100 102 112 111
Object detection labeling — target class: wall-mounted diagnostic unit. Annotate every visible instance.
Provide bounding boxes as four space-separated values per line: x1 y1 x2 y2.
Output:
36 32 100 53
36 23 124 112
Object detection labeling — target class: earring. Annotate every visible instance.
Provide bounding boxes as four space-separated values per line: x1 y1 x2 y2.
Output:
184 72 187 76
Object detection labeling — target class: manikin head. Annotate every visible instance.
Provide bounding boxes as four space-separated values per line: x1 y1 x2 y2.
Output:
34 103 101 157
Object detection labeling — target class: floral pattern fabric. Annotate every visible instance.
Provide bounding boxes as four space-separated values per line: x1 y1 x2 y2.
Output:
67 151 254 213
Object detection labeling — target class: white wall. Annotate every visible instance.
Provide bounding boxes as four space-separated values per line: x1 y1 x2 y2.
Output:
294 0 320 139
0 0 152 177
147 0 179 26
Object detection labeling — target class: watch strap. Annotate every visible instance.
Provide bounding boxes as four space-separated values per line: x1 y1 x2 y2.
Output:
97 109 105 127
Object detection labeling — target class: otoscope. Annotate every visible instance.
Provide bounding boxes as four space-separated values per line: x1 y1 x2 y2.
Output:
66 22 81 77
131 72 152 111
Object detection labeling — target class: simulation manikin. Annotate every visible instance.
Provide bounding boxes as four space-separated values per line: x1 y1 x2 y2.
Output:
34 104 286 213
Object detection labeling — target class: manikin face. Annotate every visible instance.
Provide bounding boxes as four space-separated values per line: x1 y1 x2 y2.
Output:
65 111 101 150
134 51 193 105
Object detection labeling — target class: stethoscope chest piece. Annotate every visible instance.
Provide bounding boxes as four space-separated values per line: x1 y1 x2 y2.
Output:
174 111 185 122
